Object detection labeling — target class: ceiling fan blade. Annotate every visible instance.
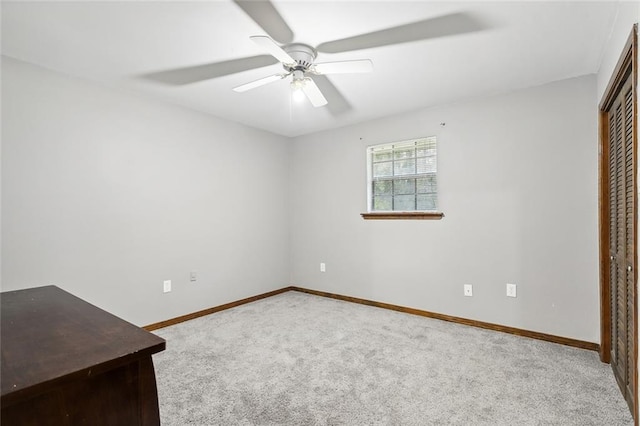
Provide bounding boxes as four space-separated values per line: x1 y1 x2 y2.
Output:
250 35 296 66
234 0 294 44
312 75 352 116
142 55 278 85
312 60 373 75
233 73 287 93
317 12 486 54
301 78 328 107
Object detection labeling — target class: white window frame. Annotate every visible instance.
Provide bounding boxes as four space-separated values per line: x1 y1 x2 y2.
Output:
366 136 438 214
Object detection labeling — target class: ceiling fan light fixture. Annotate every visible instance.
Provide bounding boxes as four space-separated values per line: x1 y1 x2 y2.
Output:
290 69 306 98
290 77 306 102
290 78 305 91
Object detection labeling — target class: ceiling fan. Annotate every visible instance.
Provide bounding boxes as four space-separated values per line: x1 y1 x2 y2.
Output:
144 0 486 110
233 35 373 107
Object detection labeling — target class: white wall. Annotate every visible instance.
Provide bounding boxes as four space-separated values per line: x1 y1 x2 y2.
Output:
290 75 599 343
596 1 639 101
1 56 291 326
1 24 623 344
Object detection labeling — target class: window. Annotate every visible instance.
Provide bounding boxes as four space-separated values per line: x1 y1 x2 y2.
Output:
364 136 441 219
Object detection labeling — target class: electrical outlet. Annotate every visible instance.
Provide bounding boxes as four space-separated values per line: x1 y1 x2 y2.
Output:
507 283 517 298
464 284 473 297
320 262 326 272
190 271 197 282
163 280 171 293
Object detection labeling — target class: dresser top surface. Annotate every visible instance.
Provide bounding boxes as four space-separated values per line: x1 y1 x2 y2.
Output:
1 285 165 401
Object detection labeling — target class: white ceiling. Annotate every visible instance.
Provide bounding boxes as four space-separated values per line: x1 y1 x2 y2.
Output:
1 1 620 137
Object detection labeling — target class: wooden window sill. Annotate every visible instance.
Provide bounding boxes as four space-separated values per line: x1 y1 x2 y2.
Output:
361 212 444 220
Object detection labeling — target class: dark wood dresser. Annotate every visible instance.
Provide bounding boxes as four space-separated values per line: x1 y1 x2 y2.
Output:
1 285 166 425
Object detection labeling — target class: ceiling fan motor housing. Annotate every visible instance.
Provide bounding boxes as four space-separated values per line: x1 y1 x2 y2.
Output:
283 43 317 71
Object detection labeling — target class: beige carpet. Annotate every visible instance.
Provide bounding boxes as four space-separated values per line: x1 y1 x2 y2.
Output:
152 291 633 425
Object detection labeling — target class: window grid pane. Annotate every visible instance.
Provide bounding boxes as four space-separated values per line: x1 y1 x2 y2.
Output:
393 159 416 176
393 179 415 195
369 137 437 212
